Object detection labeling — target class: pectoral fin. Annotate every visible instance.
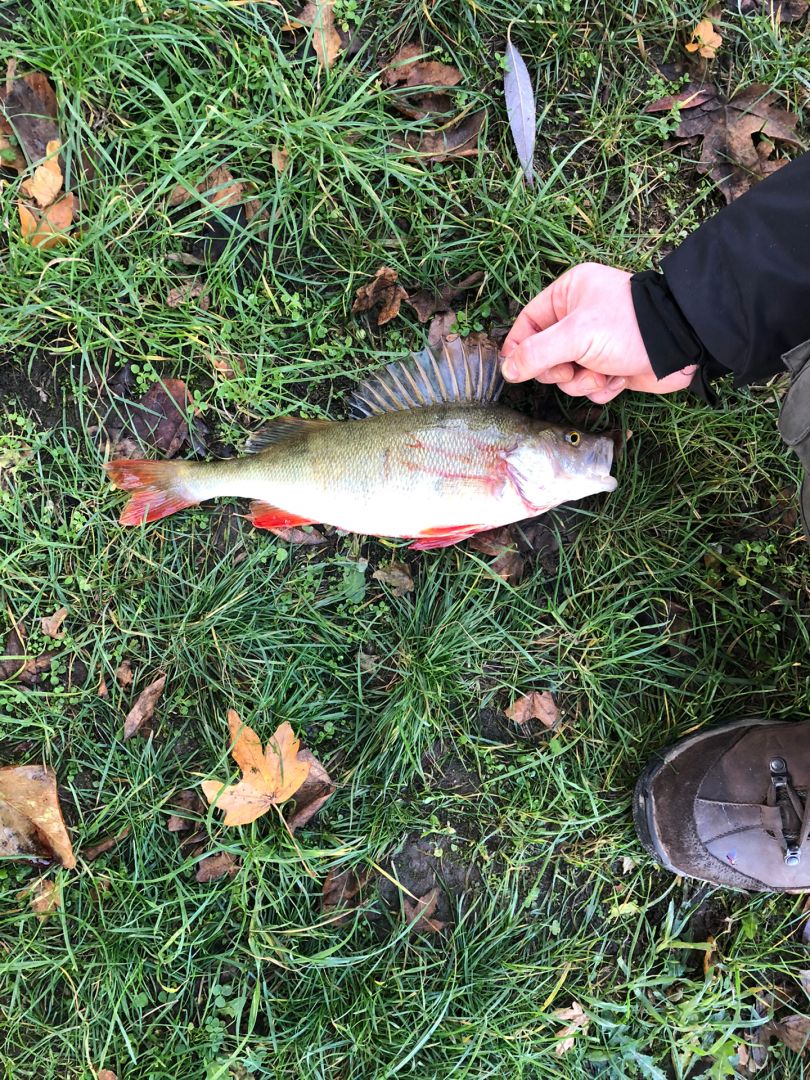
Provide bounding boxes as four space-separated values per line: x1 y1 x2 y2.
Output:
249 501 320 533
409 524 488 550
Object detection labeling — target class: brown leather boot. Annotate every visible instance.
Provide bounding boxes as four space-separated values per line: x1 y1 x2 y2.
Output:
633 718 810 891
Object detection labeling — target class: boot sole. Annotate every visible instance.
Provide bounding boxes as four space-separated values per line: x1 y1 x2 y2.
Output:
632 716 780 880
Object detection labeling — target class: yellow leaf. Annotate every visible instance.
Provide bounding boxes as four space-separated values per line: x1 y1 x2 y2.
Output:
284 0 342 70
18 192 75 249
202 711 312 827
20 139 63 208
685 17 722 59
19 876 61 920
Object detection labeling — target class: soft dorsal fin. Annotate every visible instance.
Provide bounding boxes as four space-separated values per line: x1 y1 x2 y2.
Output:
348 335 503 419
244 417 331 453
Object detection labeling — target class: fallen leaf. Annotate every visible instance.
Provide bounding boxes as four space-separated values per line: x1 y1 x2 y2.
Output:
285 748 334 833
468 526 514 557
351 266 408 326
703 934 718 976
82 826 130 862
19 876 61 920
202 710 311 827
395 110 485 162
553 1001 589 1056
685 16 723 58
96 1071 118 1080
0 764 76 868
383 44 462 90
734 0 808 20
0 621 56 686
621 855 636 874
405 270 484 323
427 310 457 349
0 70 59 165
113 379 193 459
18 192 75 249
166 279 210 310
505 690 559 728
271 524 327 545
504 35 536 186
40 606 68 640
169 164 243 210
762 1014 810 1053
271 147 290 173
321 866 366 922
284 0 342 70
675 84 801 202
372 561 414 597
123 673 166 741
116 660 134 688
210 349 245 379
489 549 525 581
97 676 109 698
403 887 447 934
20 137 62 207
166 788 206 832
196 851 241 882
645 83 718 113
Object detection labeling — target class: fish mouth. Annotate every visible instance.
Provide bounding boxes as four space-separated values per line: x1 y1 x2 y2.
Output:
598 474 618 492
587 437 616 490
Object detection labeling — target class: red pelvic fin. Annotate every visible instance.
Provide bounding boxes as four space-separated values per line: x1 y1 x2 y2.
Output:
409 524 487 551
248 500 320 532
105 459 196 525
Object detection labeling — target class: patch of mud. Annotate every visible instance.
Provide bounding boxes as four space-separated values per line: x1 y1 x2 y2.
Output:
374 832 485 926
0 352 81 432
421 741 480 795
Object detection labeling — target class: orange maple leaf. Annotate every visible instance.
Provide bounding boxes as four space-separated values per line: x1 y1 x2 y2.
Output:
202 710 311 826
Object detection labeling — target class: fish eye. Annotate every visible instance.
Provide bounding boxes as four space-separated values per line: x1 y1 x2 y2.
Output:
564 430 581 446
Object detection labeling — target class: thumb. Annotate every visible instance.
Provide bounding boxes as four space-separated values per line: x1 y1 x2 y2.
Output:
501 313 593 385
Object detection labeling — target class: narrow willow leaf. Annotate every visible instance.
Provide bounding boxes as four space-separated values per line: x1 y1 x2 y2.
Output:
504 37 536 186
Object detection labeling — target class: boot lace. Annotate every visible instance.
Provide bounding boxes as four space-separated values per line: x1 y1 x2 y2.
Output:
769 756 810 866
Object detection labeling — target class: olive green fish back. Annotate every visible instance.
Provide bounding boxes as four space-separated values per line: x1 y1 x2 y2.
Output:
348 335 503 419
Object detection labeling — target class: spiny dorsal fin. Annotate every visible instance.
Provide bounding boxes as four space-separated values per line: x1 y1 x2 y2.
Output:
348 335 503 419
244 417 331 453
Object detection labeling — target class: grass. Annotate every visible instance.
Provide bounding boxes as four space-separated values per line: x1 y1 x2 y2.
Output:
1 0 809 1076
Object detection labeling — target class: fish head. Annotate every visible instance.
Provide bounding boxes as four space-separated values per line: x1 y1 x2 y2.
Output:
507 424 617 512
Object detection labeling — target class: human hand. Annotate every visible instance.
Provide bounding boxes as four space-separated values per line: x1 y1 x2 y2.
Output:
500 263 696 404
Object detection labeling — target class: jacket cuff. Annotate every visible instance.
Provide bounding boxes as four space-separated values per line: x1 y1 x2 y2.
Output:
630 269 720 380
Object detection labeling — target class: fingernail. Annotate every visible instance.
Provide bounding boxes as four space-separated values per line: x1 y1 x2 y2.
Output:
580 378 598 394
502 359 518 381
606 377 626 391
501 342 516 358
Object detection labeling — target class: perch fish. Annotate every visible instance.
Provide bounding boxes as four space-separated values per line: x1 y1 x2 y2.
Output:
105 336 617 550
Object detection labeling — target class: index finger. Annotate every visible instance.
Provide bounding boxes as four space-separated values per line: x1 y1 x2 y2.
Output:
501 280 563 357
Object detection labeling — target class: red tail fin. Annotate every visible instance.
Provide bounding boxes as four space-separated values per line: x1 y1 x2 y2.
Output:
105 459 196 525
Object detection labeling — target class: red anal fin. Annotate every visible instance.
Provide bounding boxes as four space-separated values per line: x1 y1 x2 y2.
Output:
409 524 488 551
248 500 319 532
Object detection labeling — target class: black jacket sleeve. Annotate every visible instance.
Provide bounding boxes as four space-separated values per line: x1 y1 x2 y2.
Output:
631 152 810 389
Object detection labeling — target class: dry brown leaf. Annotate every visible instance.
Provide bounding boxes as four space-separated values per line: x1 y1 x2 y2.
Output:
18 191 75 248
372 561 414 597
0 764 76 868
506 690 559 728
271 147 290 173
285 748 334 833
40 606 68 640
762 1014 810 1053
202 710 311 827
675 84 801 203
553 1001 589 1056
489 549 525 582
685 17 723 58
284 0 342 70
97 676 109 698
0 70 59 165
735 0 808 20
427 311 457 349
169 164 243 210
20 876 61 920
166 279 210 310
271 524 327 545
20 137 62 207
395 110 485 162
116 379 193 458
351 266 408 326
116 659 134 688
210 349 245 379
644 83 718 114
0 621 55 686
0 132 26 173
321 867 367 922
96 1071 118 1080
196 851 241 882
166 788 206 832
123 673 166 741
82 826 130 862
405 271 483 323
383 44 462 90
468 527 514 557
403 887 446 934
